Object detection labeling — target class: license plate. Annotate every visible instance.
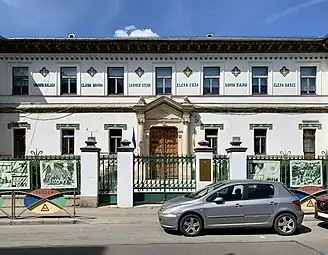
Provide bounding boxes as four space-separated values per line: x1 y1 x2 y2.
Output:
318 212 328 218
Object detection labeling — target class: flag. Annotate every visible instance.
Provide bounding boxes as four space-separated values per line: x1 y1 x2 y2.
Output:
132 127 136 149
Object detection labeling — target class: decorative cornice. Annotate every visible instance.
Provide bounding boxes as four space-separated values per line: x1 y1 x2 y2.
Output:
104 124 127 130
249 124 273 130
298 123 322 130
200 124 224 130
1 55 327 61
0 38 327 53
56 123 80 130
7 122 31 130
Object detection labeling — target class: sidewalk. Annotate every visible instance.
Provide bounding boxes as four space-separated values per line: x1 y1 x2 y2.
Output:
0 205 318 225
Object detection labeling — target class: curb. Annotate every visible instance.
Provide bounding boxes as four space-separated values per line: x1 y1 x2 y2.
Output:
0 218 83 225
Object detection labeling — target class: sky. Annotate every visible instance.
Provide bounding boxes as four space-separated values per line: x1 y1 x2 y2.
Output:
0 0 327 38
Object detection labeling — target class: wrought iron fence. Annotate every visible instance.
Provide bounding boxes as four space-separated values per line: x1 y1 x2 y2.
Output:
133 155 196 193
247 152 328 189
0 152 81 194
213 155 229 182
99 154 117 194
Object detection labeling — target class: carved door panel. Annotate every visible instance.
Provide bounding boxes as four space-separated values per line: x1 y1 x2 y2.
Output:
149 127 178 179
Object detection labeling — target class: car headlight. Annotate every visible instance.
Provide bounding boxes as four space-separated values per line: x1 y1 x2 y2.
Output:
161 208 178 217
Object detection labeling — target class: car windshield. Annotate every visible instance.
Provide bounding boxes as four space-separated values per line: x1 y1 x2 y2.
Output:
185 182 226 199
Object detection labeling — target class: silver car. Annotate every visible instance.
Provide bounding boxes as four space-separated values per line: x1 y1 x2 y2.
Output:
158 180 304 237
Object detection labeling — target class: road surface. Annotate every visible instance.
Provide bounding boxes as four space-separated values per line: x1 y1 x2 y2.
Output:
0 217 327 254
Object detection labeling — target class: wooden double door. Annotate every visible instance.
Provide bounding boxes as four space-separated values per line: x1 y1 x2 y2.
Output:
149 127 178 179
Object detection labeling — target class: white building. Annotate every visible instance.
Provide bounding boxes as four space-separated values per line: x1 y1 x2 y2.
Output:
0 35 328 158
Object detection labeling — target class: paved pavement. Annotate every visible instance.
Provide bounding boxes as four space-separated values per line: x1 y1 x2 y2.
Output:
0 242 323 255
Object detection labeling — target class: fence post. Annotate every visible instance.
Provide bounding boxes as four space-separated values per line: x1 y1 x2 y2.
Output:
117 139 134 208
80 137 101 207
194 140 214 190
225 137 248 180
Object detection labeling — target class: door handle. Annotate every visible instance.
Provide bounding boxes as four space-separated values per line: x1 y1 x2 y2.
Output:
235 203 242 208
269 202 276 206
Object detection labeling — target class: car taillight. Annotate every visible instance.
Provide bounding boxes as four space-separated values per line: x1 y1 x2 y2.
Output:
292 200 301 209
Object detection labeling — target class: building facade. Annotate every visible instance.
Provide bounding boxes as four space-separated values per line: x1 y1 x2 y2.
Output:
0 36 328 158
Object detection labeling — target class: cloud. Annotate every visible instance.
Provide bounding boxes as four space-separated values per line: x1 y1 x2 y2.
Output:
114 25 159 38
265 0 328 24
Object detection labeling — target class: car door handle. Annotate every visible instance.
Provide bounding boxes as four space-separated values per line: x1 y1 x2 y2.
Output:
269 202 277 206
235 203 242 208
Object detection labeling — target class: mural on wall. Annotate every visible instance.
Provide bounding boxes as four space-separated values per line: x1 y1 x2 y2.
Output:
40 160 77 189
248 160 280 181
0 161 30 190
290 160 323 187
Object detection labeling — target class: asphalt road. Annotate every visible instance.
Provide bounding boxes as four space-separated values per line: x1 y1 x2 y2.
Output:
0 218 327 254
0 242 323 255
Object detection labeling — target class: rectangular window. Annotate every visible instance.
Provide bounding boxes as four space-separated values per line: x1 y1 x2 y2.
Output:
109 129 122 153
108 67 124 95
12 67 29 95
205 129 218 154
303 129 315 158
156 67 172 95
60 67 77 95
61 129 75 155
203 67 220 95
252 67 268 95
300 67 316 95
254 129 267 155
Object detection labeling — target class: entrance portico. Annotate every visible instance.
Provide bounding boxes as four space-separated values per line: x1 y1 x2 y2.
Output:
133 96 194 156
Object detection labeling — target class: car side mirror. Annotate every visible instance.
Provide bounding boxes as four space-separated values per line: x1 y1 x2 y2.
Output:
214 197 224 204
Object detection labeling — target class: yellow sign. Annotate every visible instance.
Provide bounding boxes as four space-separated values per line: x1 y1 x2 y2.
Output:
30 201 61 215
300 198 316 213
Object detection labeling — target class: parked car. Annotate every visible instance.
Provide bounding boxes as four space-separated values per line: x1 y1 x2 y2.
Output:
314 194 328 222
158 180 304 237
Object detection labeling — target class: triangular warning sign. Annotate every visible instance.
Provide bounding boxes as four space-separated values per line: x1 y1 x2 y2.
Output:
307 200 314 207
41 204 49 212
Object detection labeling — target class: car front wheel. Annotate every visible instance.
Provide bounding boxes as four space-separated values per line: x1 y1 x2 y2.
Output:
273 213 297 236
179 214 203 237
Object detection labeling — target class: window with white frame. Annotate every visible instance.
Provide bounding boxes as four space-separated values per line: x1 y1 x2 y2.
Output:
300 67 316 95
12 67 29 95
109 129 122 153
252 67 268 95
254 129 266 155
203 67 220 95
155 67 172 95
303 129 315 158
61 129 75 155
108 67 124 95
60 67 77 95
205 129 218 153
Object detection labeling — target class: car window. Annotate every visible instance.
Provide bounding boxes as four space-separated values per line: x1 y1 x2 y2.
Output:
207 184 244 202
185 182 226 199
246 184 274 200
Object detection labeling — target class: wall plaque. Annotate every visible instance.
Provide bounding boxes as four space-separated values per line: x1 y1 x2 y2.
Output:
199 159 211 181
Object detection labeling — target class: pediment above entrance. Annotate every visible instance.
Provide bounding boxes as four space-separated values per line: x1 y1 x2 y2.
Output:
146 104 182 121
133 96 194 115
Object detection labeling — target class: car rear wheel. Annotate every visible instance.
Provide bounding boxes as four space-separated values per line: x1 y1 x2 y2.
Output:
273 213 297 236
179 214 203 237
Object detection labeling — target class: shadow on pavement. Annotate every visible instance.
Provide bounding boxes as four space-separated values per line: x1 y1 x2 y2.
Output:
0 246 106 255
317 221 328 230
164 224 311 236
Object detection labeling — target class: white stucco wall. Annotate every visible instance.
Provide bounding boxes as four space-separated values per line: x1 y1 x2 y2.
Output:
195 113 328 156
0 53 327 100
0 112 137 155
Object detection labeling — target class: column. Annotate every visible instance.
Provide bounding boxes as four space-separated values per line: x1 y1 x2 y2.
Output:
137 115 145 155
117 139 135 208
194 140 214 190
225 137 248 180
182 114 190 155
80 137 101 207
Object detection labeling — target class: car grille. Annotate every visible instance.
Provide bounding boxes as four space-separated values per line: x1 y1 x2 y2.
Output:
317 201 328 211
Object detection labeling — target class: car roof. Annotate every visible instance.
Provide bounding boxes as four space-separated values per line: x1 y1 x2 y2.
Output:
213 179 279 185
